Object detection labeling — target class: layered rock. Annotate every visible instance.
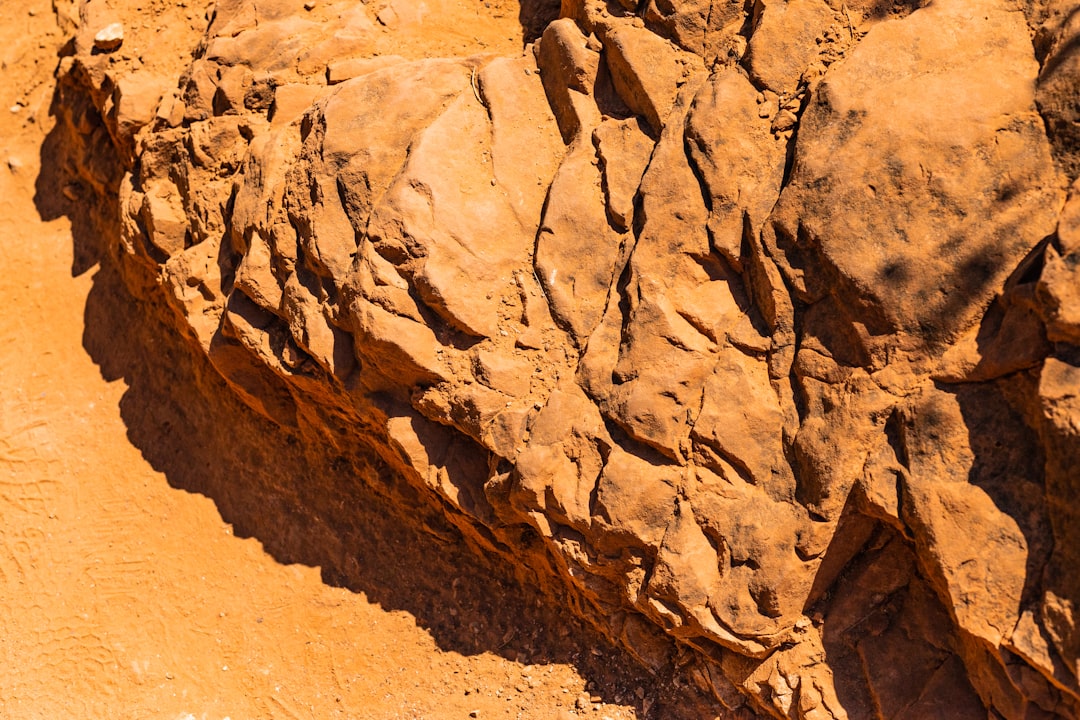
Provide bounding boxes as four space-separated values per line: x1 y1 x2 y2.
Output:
49 0 1080 717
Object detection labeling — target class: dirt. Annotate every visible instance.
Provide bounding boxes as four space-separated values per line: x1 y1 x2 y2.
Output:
0 3 680 719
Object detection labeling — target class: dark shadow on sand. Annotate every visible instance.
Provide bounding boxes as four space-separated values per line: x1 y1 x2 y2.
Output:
32 37 717 720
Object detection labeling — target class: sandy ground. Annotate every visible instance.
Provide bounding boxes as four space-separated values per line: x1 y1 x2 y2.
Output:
0 3 692 719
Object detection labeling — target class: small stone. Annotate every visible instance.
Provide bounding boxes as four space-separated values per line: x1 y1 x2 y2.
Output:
303 0 317 8
7 156 23 172
771 109 798 133
469 711 480 718
93 23 124 52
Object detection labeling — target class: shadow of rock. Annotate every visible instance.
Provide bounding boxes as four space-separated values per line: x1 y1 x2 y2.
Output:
953 379 1054 607
518 0 561 42
31 47 718 720
807 493 986 720
34 41 116 277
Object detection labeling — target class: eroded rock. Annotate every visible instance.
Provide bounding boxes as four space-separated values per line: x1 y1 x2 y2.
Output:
52 0 1080 717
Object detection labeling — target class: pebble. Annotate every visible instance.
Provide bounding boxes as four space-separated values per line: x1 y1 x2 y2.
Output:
303 0 317 8
8 156 24 173
771 109 798 133
93 23 124 52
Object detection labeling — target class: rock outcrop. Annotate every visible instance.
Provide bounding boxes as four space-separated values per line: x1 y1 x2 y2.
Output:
48 0 1080 717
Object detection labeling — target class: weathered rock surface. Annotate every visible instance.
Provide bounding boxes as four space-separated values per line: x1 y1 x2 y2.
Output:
50 0 1080 717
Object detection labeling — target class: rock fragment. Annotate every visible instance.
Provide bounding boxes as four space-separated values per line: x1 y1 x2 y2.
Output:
93 22 123 52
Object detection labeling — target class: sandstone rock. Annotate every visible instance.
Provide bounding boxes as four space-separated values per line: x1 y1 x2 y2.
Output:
595 19 704 133
1038 182 1080 344
744 0 836 93
535 139 626 343
319 59 470 233
326 55 405 85
593 448 678 550
592 117 654 233
93 22 123 52
899 387 1029 648
478 55 564 229
685 67 787 270
642 0 744 59
1036 0 1080 180
690 350 791 493
267 83 327 126
511 379 609 531
1034 354 1080 698
139 181 187 258
537 18 602 142
52 0 1080 717
763 0 1064 364
369 80 538 338
111 72 168 150
579 74 727 458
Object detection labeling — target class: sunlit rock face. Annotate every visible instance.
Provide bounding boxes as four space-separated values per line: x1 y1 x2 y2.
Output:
54 0 1080 716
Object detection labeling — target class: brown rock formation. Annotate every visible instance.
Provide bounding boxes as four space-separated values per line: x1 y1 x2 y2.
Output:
46 0 1080 717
